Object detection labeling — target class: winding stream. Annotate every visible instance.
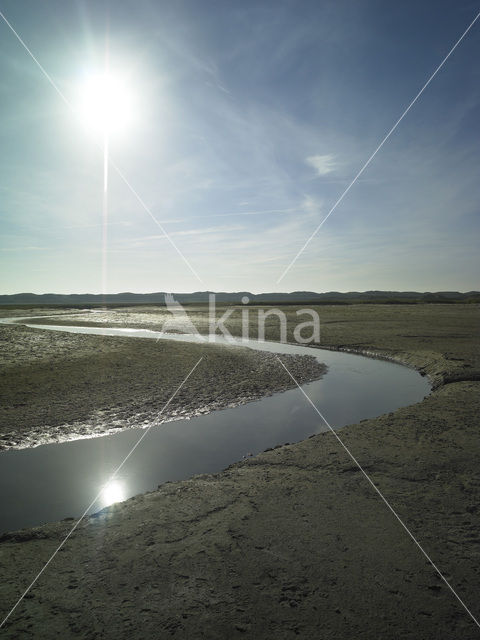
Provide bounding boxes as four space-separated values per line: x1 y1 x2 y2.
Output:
0 318 431 533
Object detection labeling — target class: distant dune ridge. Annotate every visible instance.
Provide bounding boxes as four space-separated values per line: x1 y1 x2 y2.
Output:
0 290 479 305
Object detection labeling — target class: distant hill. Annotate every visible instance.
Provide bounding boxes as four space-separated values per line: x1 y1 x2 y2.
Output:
0 291 479 305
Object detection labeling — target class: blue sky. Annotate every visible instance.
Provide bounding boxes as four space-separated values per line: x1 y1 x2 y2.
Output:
0 0 479 293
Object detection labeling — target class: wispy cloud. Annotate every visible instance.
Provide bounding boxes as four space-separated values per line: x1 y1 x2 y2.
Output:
305 154 337 176
1 2 479 294
0 246 47 252
117 224 245 249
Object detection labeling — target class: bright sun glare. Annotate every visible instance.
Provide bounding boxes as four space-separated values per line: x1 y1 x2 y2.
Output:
100 480 125 507
78 72 134 135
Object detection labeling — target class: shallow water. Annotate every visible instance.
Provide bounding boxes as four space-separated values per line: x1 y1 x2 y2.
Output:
0 319 430 533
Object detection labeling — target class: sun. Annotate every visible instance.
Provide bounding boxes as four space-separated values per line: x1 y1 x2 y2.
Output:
78 72 134 136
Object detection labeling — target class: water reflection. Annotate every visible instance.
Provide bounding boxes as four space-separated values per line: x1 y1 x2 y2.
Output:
100 480 126 507
0 321 431 533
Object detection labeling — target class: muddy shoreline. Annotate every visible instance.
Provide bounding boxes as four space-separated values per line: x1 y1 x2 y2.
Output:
23 303 479 387
0 304 479 639
0 322 326 451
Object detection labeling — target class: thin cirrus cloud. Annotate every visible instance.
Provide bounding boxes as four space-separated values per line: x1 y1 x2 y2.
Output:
0 1 479 294
305 154 337 177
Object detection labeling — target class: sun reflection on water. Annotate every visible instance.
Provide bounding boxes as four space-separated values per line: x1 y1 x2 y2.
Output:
100 480 125 507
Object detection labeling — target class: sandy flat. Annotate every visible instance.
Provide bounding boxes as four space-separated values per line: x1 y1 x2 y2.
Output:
0 303 479 638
